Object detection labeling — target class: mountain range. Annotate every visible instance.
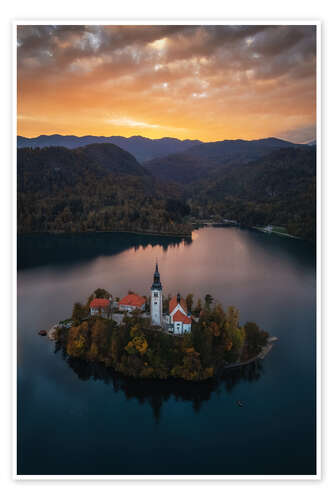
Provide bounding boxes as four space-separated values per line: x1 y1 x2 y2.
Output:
17 134 311 168
143 137 305 184
17 136 316 241
17 134 201 163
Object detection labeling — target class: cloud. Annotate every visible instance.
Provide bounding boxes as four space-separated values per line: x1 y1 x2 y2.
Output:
107 117 161 129
17 25 316 141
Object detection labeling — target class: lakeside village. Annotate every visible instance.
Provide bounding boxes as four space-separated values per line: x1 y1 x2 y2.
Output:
43 264 276 382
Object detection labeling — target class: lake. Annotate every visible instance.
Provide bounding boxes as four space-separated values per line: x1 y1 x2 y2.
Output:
17 228 316 476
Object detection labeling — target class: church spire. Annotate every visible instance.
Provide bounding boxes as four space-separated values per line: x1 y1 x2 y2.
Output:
150 262 163 326
151 260 162 290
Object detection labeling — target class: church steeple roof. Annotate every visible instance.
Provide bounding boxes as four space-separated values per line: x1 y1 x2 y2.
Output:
151 261 162 290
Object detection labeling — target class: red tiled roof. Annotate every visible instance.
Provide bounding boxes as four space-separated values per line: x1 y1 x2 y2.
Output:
172 310 192 324
90 298 110 309
169 296 187 314
119 293 146 308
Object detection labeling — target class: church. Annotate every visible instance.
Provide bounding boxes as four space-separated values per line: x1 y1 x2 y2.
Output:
150 263 192 335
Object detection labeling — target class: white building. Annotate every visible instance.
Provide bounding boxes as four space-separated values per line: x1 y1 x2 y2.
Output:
168 293 192 334
89 298 111 318
151 263 163 326
118 293 146 312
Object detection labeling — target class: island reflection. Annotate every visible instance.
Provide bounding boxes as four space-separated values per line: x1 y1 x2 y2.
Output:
56 344 264 422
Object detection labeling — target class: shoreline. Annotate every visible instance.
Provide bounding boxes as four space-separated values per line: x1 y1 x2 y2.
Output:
17 226 312 243
18 229 193 239
190 221 310 242
224 337 277 370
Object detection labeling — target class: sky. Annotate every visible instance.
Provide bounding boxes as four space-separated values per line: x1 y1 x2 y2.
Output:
17 25 316 143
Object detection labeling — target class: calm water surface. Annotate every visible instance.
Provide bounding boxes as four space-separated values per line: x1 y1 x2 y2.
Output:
17 228 316 475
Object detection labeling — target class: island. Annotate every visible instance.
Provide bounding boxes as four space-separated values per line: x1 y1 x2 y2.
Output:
48 264 274 382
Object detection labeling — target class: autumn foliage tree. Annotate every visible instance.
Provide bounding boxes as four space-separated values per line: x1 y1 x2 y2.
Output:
72 302 86 324
56 291 269 382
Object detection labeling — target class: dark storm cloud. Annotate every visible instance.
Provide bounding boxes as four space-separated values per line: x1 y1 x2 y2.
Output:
17 25 316 77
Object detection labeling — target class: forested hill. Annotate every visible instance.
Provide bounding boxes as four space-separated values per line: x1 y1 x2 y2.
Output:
188 147 316 241
17 134 201 163
18 143 147 191
144 137 304 184
17 144 191 235
17 140 316 242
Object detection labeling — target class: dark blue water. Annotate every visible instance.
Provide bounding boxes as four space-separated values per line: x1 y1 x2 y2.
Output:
17 228 316 475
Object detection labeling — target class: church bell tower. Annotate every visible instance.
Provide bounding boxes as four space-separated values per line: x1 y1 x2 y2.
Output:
151 262 163 326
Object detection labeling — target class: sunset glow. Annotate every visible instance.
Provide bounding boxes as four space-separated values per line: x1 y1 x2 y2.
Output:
17 25 316 143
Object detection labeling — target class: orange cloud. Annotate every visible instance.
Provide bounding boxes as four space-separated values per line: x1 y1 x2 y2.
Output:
17 25 316 142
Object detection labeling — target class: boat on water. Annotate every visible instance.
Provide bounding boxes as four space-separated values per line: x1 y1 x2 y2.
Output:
38 330 47 336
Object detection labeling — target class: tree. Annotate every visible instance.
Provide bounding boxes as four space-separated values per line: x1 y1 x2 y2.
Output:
186 293 194 313
94 288 111 299
244 322 268 358
67 322 89 357
193 298 202 316
204 294 213 310
125 336 148 355
223 306 245 362
61 290 270 382
163 294 171 314
72 302 85 323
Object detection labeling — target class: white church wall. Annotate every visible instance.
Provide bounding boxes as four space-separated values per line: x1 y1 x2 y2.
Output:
151 289 162 326
174 321 183 335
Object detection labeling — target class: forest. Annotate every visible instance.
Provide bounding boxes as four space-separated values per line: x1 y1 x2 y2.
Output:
54 289 269 382
17 142 316 242
187 147 316 241
17 144 191 236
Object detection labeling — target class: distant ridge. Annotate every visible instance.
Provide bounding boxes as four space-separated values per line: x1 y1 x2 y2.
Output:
17 134 202 163
144 137 305 184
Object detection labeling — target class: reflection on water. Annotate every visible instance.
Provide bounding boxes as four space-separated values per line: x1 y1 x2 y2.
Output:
18 232 192 270
61 347 264 423
18 228 316 475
